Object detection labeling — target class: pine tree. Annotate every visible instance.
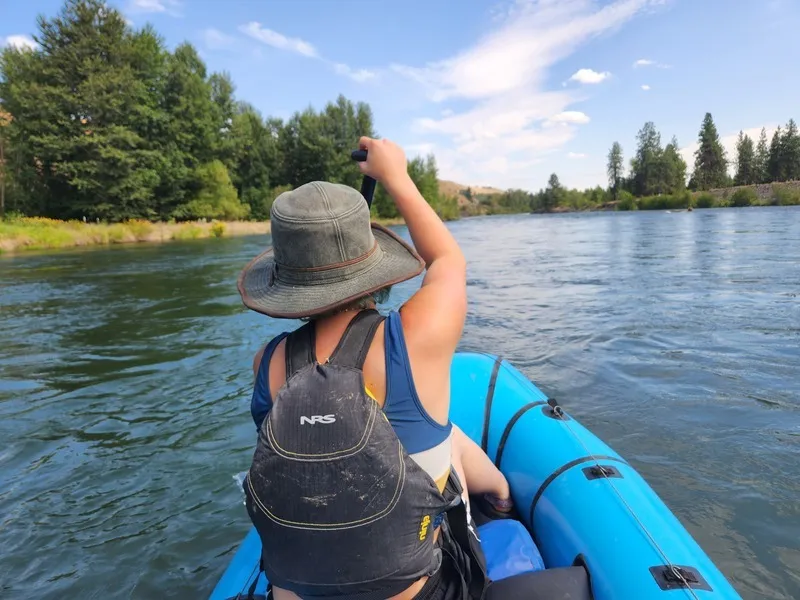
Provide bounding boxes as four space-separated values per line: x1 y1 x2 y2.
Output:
630 122 663 196
662 136 687 193
734 131 756 186
754 128 769 184
768 126 783 182
780 119 800 181
607 142 624 200
543 173 563 212
0 107 11 218
692 113 728 190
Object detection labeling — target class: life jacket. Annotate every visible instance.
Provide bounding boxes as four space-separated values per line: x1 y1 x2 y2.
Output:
243 309 488 600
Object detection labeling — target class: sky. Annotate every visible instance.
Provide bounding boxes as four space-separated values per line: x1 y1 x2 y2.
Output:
2 0 800 192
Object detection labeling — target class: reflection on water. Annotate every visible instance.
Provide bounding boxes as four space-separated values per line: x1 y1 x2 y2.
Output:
1 207 799 599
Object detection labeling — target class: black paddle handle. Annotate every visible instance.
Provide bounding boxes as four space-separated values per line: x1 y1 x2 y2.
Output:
351 149 376 208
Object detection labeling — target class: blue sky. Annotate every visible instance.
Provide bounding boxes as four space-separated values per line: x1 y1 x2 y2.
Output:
3 0 800 191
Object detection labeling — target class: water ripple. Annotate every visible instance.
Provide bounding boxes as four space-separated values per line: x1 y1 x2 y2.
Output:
1 208 799 599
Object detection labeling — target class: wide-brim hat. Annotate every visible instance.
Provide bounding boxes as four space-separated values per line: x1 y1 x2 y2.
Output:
237 181 425 319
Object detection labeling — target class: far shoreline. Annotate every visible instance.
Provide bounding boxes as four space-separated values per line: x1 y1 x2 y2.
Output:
0 217 406 256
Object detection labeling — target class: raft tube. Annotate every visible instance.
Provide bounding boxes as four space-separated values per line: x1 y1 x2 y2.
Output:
209 352 742 600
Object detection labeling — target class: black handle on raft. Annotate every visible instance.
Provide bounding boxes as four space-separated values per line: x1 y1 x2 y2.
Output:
351 149 376 208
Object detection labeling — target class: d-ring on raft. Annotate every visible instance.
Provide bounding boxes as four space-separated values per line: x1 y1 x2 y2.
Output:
209 353 743 600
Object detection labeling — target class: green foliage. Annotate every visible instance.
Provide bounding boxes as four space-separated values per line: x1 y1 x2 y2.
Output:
692 113 728 191
172 224 203 240
767 127 784 183
247 184 293 221
771 185 800 206
734 131 757 186
616 190 637 211
638 191 691 210
0 1 451 224
210 221 226 238
489 189 534 214
607 141 624 200
730 188 757 207
695 193 717 208
173 160 249 221
778 119 800 181
754 128 770 184
624 126 686 198
404 154 458 220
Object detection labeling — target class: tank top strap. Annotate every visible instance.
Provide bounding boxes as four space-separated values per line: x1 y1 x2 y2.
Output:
383 311 452 455
251 331 289 431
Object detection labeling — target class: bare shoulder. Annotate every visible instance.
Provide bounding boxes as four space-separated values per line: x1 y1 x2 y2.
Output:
252 343 267 378
398 302 462 427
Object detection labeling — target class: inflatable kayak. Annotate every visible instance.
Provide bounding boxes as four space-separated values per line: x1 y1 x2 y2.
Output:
210 352 742 600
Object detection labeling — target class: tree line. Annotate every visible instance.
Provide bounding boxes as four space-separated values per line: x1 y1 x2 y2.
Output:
519 111 800 215
606 112 800 196
0 0 457 223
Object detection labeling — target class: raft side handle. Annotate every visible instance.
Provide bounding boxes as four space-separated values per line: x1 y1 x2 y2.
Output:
649 565 712 592
582 465 623 480
543 397 571 421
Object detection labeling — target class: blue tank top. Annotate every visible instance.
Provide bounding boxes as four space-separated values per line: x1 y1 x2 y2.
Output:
251 310 453 490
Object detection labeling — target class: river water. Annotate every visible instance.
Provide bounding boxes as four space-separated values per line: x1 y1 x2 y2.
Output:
1 207 798 599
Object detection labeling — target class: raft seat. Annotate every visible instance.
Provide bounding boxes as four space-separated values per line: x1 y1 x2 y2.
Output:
472 500 593 599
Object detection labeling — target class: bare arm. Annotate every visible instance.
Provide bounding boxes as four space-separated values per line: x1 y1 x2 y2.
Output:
357 137 467 423
384 173 467 350
452 425 510 501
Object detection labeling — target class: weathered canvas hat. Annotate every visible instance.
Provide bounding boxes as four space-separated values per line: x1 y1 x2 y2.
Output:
237 181 425 319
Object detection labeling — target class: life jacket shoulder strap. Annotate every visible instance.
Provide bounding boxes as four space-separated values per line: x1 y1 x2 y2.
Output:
327 309 385 370
284 321 317 379
285 309 385 378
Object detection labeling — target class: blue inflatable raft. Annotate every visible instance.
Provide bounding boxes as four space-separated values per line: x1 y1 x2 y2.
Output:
210 352 742 599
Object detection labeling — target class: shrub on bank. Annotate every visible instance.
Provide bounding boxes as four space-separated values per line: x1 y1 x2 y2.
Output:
616 191 637 211
771 185 800 206
695 193 716 208
210 222 226 238
638 191 692 210
730 188 757 207
0 215 257 253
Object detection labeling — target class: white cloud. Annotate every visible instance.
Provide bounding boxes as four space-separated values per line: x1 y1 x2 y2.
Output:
240 22 375 84
568 152 588 159
127 0 181 16
387 0 663 189
201 28 235 50
568 68 611 84
2 35 38 51
333 63 376 83
641 84 651 90
406 143 436 158
240 22 317 57
633 57 670 69
548 111 591 125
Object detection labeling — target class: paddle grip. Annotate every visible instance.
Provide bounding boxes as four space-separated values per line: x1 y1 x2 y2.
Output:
351 149 376 209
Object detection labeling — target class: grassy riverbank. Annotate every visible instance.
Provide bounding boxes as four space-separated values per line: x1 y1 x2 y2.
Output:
0 216 405 254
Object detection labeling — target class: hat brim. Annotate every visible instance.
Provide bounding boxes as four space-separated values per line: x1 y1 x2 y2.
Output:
237 223 425 319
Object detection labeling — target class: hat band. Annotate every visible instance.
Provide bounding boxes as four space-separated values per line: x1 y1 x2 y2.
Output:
275 242 384 285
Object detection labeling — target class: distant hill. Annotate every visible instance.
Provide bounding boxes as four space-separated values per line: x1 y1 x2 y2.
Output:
438 179 504 208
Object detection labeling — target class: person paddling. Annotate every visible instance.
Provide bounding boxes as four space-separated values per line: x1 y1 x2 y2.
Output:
238 137 513 600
